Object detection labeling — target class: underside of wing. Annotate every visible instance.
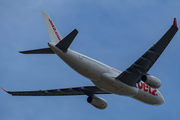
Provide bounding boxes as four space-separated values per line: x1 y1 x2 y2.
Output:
6 86 111 96
116 18 178 87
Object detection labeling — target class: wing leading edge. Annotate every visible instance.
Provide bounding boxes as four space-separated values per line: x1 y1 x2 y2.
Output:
116 18 178 87
5 86 111 96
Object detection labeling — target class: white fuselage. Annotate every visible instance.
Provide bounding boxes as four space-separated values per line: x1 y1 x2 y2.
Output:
48 43 164 105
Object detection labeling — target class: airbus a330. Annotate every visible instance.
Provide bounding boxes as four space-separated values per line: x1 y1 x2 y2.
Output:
2 12 178 109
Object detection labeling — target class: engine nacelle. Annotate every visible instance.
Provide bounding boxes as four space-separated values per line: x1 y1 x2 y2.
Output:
141 75 161 88
87 96 107 109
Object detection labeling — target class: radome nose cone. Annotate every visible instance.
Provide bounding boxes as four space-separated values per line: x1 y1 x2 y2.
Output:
156 94 165 105
157 97 164 105
160 96 165 105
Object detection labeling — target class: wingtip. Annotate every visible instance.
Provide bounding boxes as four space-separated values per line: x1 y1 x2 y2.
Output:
1 87 7 92
173 18 177 27
19 51 26 54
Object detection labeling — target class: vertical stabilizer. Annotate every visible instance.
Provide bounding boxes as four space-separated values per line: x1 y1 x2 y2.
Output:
41 11 63 44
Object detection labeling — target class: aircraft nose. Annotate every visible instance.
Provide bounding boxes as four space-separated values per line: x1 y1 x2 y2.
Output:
155 92 164 105
158 96 164 105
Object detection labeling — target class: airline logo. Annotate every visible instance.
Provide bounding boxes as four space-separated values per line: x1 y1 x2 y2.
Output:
138 82 157 96
49 19 61 41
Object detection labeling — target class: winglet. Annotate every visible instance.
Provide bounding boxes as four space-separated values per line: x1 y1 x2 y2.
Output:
1 87 7 92
173 18 177 27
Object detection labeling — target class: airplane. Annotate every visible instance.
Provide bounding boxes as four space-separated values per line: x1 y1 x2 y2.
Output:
1 12 178 109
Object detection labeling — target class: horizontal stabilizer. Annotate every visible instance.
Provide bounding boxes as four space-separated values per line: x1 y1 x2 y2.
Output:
19 48 55 54
56 29 78 52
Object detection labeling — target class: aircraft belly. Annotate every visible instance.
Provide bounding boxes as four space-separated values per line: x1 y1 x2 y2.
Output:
50 47 103 81
93 73 139 97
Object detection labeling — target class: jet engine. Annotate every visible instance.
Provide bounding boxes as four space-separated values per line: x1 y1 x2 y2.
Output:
141 75 161 88
87 95 107 109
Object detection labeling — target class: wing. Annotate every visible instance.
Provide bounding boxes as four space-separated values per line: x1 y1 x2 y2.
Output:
116 18 178 87
4 86 111 96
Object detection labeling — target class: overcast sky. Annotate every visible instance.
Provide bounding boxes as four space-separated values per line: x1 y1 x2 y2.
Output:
1 0 180 120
